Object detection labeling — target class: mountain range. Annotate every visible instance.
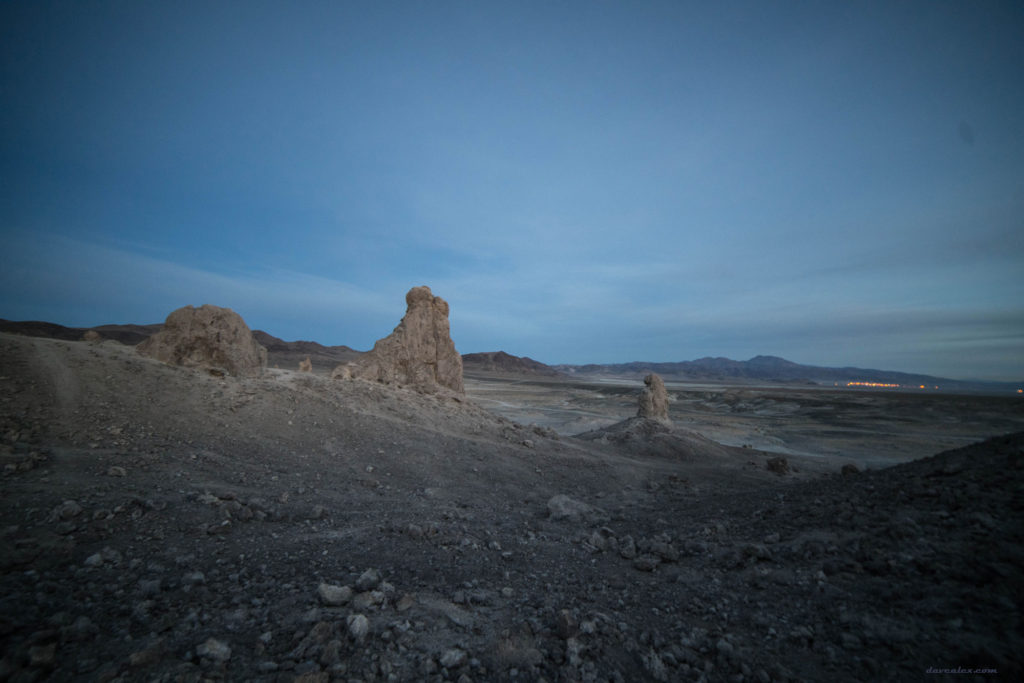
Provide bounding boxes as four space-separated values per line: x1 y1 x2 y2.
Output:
552 355 1021 394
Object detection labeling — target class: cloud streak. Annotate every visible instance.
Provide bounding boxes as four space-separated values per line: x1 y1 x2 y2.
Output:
1 228 1021 380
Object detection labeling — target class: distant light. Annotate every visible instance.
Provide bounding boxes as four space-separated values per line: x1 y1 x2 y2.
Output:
846 381 899 388
1018 389 1023 394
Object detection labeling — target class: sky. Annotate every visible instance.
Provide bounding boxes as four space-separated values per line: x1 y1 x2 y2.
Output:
1 1 1022 381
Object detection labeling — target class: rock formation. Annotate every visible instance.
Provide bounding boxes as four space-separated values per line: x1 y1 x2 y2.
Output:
331 363 355 380
334 286 463 393
637 373 670 423
299 356 312 373
136 304 267 377
81 330 102 343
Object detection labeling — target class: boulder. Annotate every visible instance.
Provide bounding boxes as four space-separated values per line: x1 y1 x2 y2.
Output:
338 286 463 393
637 373 670 423
299 356 312 372
136 305 267 377
331 363 355 380
547 494 610 524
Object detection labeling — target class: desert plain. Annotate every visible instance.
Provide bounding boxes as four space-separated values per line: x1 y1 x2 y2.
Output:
1 303 1022 682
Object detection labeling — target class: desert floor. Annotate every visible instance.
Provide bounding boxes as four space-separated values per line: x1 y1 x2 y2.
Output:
1 333 1022 682
465 373 1024 467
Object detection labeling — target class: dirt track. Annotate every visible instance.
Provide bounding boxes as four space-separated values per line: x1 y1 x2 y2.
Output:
1 333 1022 681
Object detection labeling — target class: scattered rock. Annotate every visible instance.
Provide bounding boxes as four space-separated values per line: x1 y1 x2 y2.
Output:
841 463 860 476
841 632 863 650
352 590 385 611
440 648 467 669
99 547 123 563
129 638 166 667
106 466 126 477
355 568 382 591
588 527 616 551
347 613 369 641
641 648 669 681
556 609 578 639
65 616 98 642
650 539 679 561
547 494 609 524
633 554 661 572
196 638 231 662
618 535 638 559
29 642 56 668
317 583 352 606
51 499 83 521
136 304 267 376
182 571 206 587
766 457 790 474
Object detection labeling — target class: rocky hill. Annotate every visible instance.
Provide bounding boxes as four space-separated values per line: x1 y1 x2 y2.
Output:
462 351 563 377
251 330 356 356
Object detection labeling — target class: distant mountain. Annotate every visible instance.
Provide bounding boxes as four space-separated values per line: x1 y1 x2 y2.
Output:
0 318 162 345
249 330 363 370
251 330 355 355
462 351 563 377
554 355 1021 394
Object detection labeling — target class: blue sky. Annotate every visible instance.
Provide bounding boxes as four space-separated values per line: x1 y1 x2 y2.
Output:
1 1 1022 380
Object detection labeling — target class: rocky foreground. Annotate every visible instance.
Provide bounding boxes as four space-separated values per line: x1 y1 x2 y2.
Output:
0 332 1022 682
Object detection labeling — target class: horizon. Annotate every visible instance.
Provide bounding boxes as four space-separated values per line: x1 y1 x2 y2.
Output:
2 312 1021 385
2 2 1022 382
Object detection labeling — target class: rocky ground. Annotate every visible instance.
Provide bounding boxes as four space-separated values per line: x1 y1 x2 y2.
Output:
1 332 1021 681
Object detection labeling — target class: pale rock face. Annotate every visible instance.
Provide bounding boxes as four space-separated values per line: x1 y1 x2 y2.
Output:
340 286 464 393
299 356 312 372
136 304 267 377
637 373 671 423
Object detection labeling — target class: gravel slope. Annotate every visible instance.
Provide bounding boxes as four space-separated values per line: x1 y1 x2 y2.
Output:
1 332 1020 682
